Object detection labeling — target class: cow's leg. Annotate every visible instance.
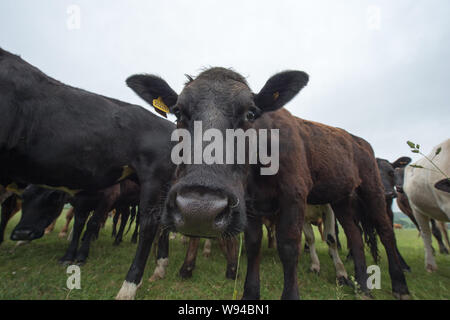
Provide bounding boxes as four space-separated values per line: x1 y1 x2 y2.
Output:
179 237 201 279
112 210 120 238
131 207 139 244
114 206 130 246
148 229 170 282
318 221 325 241
303 222 320 273
264 222 276 249
203 239 212 257
59 207 74 239
45 219 57 235
116 181 162 300
414 210 437 272
386 199 411 272
430 219 448 254
322 205 350 286
276 199 303 300
360 187 410 299
76 208 108 265
334 217 342 250
0 196 18 244
59 207 89 265
437 221 450 253
242 215 263 300
332 198 369 295
218 237 238 279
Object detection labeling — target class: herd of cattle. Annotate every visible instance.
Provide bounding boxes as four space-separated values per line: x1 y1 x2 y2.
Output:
0 47 449 300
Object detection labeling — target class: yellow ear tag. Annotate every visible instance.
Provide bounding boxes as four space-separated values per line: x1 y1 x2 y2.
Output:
152 96 170 114
273 91 280 100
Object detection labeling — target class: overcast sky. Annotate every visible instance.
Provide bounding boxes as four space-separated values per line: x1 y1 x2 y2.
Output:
1 1 449 173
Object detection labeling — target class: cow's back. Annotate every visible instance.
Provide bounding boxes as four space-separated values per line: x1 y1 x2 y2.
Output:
254 109 380 205
404 139 450 221
0 48 175 191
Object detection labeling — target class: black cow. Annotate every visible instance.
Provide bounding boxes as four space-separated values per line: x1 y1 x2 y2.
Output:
0 48 175 289
12 180 141 264
121 67 410 300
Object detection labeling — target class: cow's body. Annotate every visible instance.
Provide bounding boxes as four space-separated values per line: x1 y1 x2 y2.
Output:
0 49 176 292
403 139 450 271
0 49 174 193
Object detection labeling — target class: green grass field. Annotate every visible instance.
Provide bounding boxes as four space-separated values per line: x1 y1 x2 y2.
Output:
0 210 449 300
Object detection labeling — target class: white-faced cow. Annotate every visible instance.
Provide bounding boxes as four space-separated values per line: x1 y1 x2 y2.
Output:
120 67 410 300
402 139 450 272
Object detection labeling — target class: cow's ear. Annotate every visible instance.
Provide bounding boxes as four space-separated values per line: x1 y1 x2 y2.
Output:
126 74 178 117
391 157 412 168
435 179 450 193
254 71 309 112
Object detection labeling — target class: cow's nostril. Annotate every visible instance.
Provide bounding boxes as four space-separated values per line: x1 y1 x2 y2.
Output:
173 190 230 237
175 192 228 217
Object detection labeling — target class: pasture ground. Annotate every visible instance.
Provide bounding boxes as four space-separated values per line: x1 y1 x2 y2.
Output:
0 209 449 300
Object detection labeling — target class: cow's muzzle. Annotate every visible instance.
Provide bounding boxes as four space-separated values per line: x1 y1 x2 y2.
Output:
169 188 235 237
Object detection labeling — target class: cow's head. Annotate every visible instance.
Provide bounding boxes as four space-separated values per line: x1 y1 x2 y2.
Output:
127 67 308 237
377 157 411 199
435 178 450 193
11 186 67 241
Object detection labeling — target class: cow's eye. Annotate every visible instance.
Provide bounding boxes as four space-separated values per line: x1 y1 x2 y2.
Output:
172 107 181 120
246 110 256 122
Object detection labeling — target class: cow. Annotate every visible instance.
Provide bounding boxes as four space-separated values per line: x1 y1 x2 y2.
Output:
11 179 140 264
122 67 410 300
0 48 176 293
402 139 450 272
376 157 412 271
337 157 413 271
302 205 350 285
393 224 403 229
396 166 449 254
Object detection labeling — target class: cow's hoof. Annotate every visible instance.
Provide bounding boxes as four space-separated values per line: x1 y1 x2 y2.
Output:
393 292 411 300
59 259 74 266
426 264 438 273
116 281 139 300
179 267 193 279
337 276 353 288
203 251 211 258
75 255 87 265
309 266 320 274
402 266 412 273
361 293 374 300
148 273 163 282
58 232 67 239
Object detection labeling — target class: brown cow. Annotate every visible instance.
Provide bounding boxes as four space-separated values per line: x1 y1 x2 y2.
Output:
393 224 403 230
124 67 410 300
